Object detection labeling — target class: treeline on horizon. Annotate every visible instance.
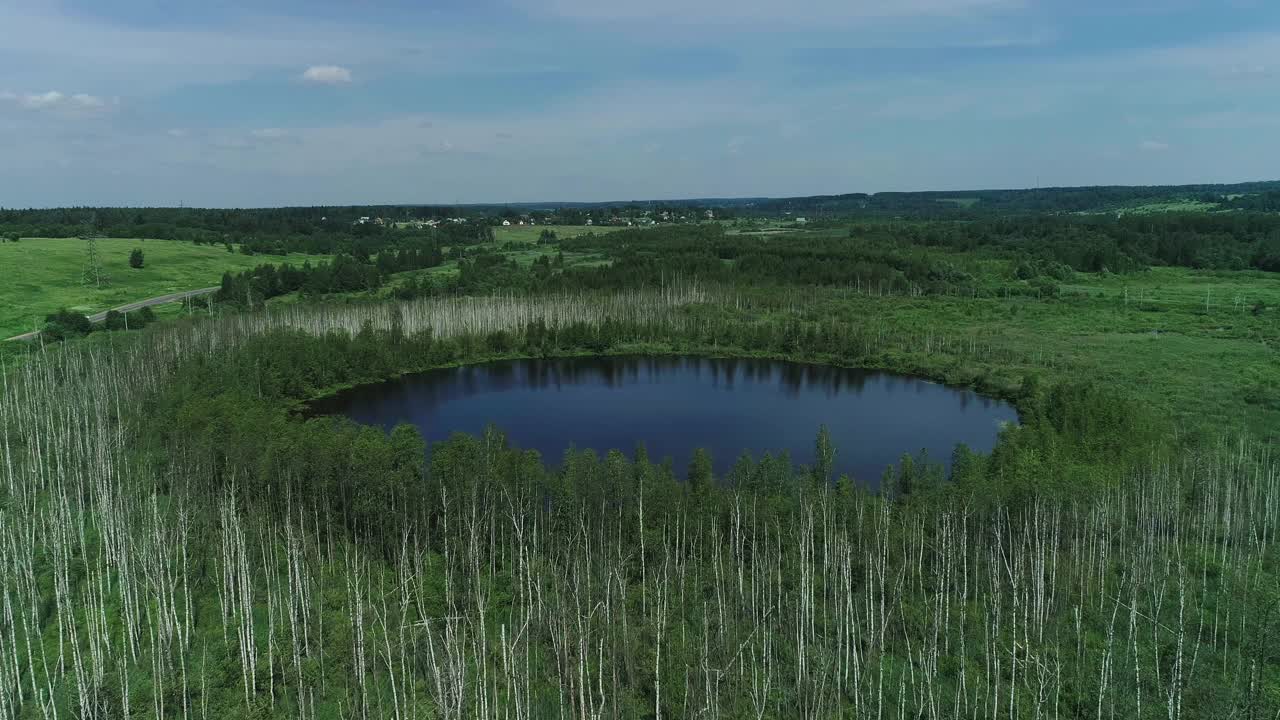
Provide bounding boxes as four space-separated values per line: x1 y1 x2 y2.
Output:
750 180 1280 215
0 208 495 255
6 178 1280 235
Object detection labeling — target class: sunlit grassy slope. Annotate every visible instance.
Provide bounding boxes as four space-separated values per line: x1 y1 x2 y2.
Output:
0 237 309 339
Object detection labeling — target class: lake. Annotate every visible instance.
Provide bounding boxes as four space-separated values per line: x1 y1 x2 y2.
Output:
312 356 1018 485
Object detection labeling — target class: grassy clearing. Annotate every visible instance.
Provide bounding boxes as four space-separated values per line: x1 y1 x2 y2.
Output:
1062 266 1280 312
729 228 805 236
792 267 1279 440
494 224 624 244
1052 269 1280 437
0 237 307 339
1073 200 1223 216
1123 200 1222 213
725 220 800 234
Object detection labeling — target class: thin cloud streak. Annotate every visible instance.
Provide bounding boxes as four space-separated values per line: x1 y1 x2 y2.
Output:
302 65 353 85
0 90 112 114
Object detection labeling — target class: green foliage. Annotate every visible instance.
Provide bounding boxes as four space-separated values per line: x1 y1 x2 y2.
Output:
215 247 444 307
814 424 835 485
42 307 92 339
103 309 125 330
129 248 144 268
687 447 713 495
38 304 156 342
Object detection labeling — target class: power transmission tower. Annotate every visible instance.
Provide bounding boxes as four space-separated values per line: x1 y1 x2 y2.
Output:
81 216 110 288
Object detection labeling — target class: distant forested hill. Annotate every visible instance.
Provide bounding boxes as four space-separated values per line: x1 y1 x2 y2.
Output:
745 180 1280 216
5 181 1280 241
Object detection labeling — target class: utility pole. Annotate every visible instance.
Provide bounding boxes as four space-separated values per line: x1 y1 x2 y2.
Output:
81 215 110 289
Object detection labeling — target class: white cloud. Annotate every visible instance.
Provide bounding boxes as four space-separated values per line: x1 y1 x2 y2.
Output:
167 128 188 137
251 128 290 139
22 90 66 109
301 65 353 85
0 90 111 114
1139 140 1169 152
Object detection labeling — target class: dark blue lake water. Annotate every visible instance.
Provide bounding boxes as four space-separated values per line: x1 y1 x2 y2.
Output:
314 356 1018 485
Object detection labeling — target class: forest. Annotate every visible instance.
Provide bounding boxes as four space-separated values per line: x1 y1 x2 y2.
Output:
746 180 1280 216
402 217 1280 302
7 178 1280 242
0 208 493 257
1 201 1279 719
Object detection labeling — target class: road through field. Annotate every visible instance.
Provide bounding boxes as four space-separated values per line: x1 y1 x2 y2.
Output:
4 286 219 341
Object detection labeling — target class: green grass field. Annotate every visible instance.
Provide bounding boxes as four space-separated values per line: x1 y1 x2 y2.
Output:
493 224 624 244
1076 200 1223 216
795 265 1280 440
0 237 306 339
1121 200 1222 214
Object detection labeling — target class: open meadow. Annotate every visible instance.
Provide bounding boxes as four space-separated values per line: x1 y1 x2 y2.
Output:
0 237 311 339
790 272 1280 442
493 223 625 244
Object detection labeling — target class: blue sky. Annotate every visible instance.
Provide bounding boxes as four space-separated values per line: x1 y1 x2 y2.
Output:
2 0 1279 206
